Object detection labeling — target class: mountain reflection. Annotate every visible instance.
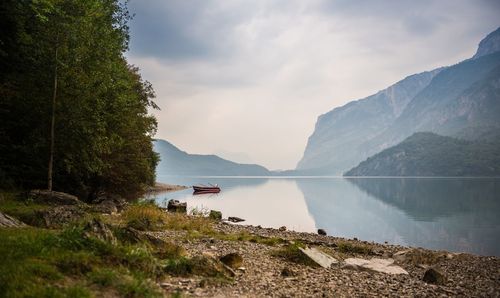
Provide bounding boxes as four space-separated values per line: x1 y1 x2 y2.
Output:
297 178 500 256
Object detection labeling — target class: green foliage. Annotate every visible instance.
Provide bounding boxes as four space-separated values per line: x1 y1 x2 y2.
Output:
0 0 158 200
0 224 167 297
216 230 284 246
336 241 373 255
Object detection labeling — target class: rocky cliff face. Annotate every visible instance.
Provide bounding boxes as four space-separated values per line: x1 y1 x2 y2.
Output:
296 68 441 174
297 27 500 175
473 27 500 59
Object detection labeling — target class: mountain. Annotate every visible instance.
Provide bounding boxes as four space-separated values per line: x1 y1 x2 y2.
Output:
296 68 442 174
345 132 500 176
154 139 271 176
297 27 500 175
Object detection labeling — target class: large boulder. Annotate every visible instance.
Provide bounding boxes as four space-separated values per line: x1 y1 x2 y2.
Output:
343 258 408 275
37 205 86 228
91 194 128 214
0 211 26 227
29 190 83 206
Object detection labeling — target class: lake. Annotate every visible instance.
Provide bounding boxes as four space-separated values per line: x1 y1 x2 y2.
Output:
150 176 500 256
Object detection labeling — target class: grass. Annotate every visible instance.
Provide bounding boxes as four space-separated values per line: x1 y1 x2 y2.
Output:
216 230 284 246
336 241 373 255
401 249 444 265
0 225 165 297
0 193 235 297
0 191 50 226
121 202 214 233
271 242 319 267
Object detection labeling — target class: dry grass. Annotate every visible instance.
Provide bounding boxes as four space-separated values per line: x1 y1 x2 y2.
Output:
122 204 167 231
336 241 373 255
121 202 214 234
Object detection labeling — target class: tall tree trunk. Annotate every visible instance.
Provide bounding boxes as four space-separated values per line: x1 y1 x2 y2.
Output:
48 39 58 191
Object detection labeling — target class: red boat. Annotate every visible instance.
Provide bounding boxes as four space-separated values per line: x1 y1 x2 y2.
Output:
193 184 220 194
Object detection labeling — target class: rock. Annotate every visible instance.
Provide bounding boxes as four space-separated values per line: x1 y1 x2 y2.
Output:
0 211 26 227
91 194 128 214
38 205 86 228
279 226 287 231
317 229 327 236
167 199 187 213
219 253 243 269
83 218 117 245
29 189 83 205
120 226 143 243
343 258 408 275
298 247 338 268
190 256 235 277
422 267 446 285
393 249 413 263
209 210 222 220
227 216 245 223
281 267 296 277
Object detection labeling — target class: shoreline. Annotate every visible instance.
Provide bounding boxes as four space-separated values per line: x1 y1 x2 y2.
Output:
146 182 188 193
151 218 500 297
2 189 498 297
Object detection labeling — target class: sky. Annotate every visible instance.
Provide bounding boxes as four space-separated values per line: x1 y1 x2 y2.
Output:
125 0 500 170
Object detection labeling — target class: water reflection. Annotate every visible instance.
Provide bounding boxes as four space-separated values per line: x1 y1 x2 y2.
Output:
296 178 500 256
151 177 316 232
150 176 500 256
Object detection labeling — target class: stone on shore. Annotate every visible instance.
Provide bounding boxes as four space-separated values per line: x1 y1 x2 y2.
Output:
317 229 327 236
422 267 446 285
227 216 245 223
167 199 187 213
343 258 408 275
219 252 243 269
298 247 338 268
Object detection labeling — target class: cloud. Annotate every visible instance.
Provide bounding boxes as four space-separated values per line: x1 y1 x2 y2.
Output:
126 0 500 170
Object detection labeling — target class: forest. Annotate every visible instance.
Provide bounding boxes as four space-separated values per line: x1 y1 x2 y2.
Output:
0 0 159 200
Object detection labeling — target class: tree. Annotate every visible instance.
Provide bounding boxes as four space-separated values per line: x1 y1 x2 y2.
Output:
0 0 159 200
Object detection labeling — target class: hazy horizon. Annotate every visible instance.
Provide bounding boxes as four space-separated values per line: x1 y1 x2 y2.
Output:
126 0 500 170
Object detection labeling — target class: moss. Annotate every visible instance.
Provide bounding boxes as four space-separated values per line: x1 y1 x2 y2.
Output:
216 231 284 246
336 241 373 255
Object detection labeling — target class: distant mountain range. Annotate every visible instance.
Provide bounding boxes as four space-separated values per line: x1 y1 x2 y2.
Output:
345 132 500 176
297 27 500 176
154 139 271 176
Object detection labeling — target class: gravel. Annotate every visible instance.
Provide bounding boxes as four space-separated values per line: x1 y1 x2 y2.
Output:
151 222 500 297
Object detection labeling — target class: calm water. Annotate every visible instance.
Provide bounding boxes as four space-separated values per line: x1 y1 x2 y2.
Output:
150 176 500 256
